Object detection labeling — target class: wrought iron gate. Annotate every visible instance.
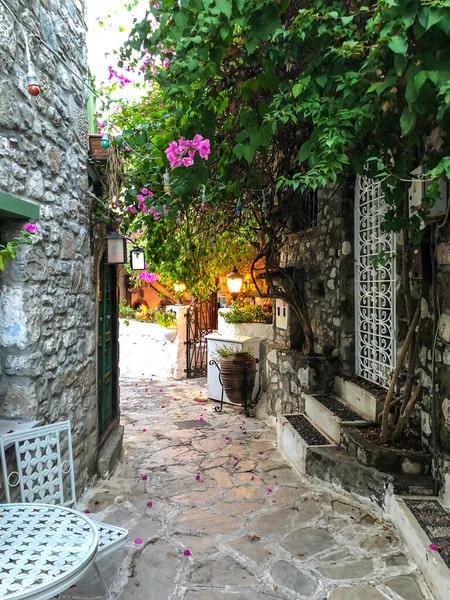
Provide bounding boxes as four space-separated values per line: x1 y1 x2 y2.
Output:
186 294 218 378
355 175 396 388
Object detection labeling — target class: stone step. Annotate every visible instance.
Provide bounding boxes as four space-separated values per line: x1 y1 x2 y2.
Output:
391 474 436 497
277 413 333 476
334 376 384 422
304 392 370 444
386 496 450 600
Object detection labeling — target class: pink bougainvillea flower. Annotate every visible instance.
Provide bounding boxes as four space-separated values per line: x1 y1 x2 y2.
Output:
430 543 438 551
24 223 37 233
233 456 238 461
239 426 243 430
211 428 215 431
183 549 191 556
116 218 122 223
142 475 147 480
141 188 149 195
146 501 153 507
135 538 143 545
138 271 158 284
83 509 90 514
267 488 273 494
142 428 147 432
225 436 230 440
239 442 243 445
195 474 200 480
161 405 165 408
159 388 163 392
335 446 341 451
259 451 264 455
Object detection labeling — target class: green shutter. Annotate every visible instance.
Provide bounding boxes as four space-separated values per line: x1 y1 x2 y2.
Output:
0 191 39 220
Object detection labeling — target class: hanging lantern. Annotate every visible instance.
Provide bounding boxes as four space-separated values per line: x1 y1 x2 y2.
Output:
236 199 242 215
130 246 145 270
27 71 40 96
106 232 127 264
163 171 171 193
226 266 243 300
100 132 111 149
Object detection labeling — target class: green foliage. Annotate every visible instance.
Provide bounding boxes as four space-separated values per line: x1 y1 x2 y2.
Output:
0 228 34 271
100 0 450 291
155 309 177 328
213 345 254 360
119 298 138 319
221 301 272 324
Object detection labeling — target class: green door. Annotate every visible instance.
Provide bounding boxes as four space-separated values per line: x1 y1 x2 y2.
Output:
98 254 119 437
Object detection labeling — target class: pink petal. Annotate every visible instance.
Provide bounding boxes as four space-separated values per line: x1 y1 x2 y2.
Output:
259 451 264 455
184 549 191 556
142 428 147 432
225 436 230 440
267 488 272 494
211 428 215 431
161 405 165 408
430 543 438 551
147 501 153 507
135 538 144 545
160 388 163 392
142 475 147 480
83 509 90 514
233 456 238 461
195 474 200 480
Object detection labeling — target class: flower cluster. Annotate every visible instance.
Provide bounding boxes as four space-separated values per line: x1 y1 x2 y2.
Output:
164 135 211 168
108 66 132 87
138 270 158 284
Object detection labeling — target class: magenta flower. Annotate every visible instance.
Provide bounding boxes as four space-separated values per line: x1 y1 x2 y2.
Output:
161 405 165 408
116 218 122 223
430 543 438 551
225 436 230 440
83 509 90 514
138 271 158 283
142 428 147 432
267 488 273 494
23 223 37 233
233 456 238 461
142 475 147 481
195 474 200 480
135 538 143 545
183 549 191 556
141 188 150 195
147 501 153 507
259 451 264 455
136 194 145 202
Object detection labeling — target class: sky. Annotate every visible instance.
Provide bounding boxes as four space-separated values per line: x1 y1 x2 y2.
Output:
86 0 145 89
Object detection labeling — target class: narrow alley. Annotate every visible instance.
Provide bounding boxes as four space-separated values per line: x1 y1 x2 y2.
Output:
64 327 431 600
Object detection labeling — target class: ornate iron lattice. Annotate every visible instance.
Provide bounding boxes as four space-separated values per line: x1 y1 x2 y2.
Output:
355 175 396 388
186 294 218 378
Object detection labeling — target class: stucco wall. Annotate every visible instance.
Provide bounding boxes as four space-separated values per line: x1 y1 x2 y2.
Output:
0 0 97 493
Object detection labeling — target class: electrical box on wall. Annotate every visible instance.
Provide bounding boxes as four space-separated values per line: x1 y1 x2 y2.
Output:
275 299 288 330
409 165 449 220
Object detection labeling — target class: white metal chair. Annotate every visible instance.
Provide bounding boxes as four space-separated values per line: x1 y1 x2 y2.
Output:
0 421 128 599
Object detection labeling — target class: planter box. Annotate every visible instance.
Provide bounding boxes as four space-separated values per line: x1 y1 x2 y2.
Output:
89 134 109 161
218 312 273 341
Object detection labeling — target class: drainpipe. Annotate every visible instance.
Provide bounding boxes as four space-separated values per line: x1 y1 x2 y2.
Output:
430 224 440 495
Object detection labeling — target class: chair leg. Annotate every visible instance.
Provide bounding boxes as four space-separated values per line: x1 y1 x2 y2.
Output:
94 562 112 600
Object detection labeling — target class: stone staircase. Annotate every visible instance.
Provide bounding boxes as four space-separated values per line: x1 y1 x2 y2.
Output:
277 375 450 600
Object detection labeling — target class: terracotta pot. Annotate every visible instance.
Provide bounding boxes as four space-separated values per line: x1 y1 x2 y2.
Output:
219 353 256 405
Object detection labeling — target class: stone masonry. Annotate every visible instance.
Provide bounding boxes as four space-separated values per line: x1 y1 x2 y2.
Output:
0 0 99 492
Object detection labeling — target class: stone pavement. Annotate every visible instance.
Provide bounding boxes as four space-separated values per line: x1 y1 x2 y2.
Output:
65 374 433 600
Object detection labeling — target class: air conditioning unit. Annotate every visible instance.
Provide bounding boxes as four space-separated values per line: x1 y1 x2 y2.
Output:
409 165 448 220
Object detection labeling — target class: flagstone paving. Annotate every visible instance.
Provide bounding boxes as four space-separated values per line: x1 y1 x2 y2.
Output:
63 374 433 600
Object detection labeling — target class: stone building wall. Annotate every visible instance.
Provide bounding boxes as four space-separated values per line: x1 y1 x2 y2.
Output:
273 187 354 368
0 0 99 493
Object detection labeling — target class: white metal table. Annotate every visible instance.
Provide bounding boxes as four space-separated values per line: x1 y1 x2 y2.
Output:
0 503 98 600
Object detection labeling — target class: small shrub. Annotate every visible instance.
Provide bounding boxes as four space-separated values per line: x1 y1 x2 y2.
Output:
214 345 254 360
155 309 177 328
220 301 272 324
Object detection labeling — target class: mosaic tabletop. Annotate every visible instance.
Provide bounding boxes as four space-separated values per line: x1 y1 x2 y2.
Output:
0 503 98 600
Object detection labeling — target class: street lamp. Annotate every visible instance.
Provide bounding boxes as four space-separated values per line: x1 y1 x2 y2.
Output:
130 246 145 270
226 266 243 301
173 281 186 304
106 232 127 264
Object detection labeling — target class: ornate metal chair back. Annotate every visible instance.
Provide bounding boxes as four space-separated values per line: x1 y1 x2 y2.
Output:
0 421 76 507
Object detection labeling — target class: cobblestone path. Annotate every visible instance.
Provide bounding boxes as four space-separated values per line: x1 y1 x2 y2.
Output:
65 374 432 600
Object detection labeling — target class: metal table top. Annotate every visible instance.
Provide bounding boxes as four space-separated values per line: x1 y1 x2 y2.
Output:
0 503 98 600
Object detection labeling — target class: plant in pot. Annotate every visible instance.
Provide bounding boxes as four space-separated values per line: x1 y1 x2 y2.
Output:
156 309 178 341
214 345 256 406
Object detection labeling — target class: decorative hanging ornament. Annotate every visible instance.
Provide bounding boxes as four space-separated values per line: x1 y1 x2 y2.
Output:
27 71 40 96
100 132 111 149
163 171 171 193
236 199 242 215
201 185 210 211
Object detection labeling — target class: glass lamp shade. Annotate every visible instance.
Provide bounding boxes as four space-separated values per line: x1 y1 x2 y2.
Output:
130 247 145 270
226 266 243 295
106 232 127 264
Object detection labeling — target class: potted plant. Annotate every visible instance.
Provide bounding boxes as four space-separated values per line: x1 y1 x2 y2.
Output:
215 345 257 405
156 309 178 341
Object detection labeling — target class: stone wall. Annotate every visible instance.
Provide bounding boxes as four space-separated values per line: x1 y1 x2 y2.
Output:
0 0 99 493
274 187 354 369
